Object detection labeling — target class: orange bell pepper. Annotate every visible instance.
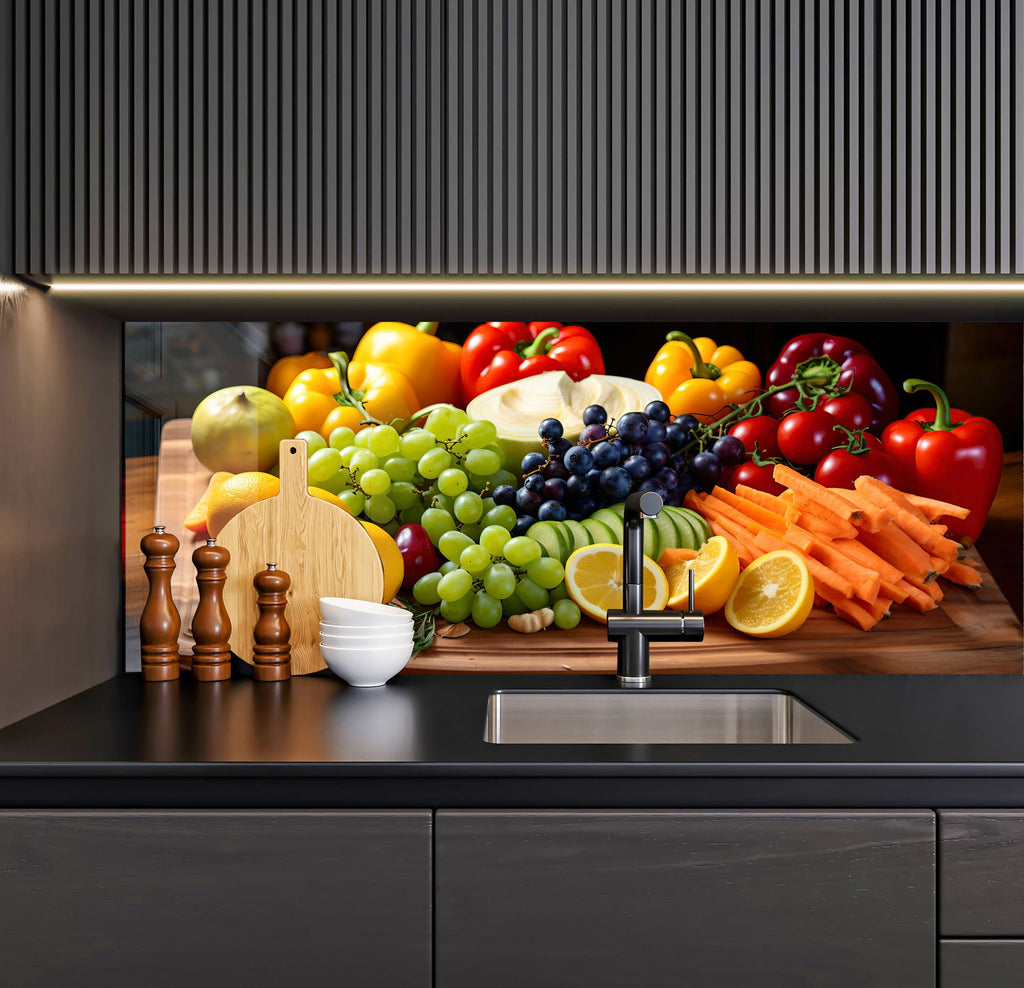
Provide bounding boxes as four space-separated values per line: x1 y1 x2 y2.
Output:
645 333 762 422
282 353 421 438
352 321 463 408
264 350 334 397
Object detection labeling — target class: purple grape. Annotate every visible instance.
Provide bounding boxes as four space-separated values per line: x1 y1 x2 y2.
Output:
623 455 651 481
712 434 746 466
538 417 564 441
524 472 545 493
542 477 567 501
645 420 668 444
512 514 535 536
492 484 517 507
599 466 633 500
515 487 542 513
521 451 547 473
538 500 567 521
544 459 570 481
665 421 691 449
566 474 591 498
691 450 723 488
582 404 608 425
591 441 620 469
579 423 608 444
656 466 680 490
644 400 671 423
614 412 649 445
641 442 670 470
564 445 595 474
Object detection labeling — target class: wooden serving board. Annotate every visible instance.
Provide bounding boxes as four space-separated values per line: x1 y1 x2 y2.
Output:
156 425 383 675
155 419 1022 676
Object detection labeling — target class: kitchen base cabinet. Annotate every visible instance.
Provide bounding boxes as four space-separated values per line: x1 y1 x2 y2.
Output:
941 941 1024 987
0 811 431 988
435 810 935 988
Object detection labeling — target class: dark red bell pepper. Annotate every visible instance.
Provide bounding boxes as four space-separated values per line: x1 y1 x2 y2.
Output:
764 334 899 434
881 379 1003 545
460 321 605 402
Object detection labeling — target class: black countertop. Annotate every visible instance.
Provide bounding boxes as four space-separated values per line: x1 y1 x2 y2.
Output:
0 672 1021 808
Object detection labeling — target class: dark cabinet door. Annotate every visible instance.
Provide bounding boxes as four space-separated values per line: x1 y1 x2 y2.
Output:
436 810 935 988
0 810 431 987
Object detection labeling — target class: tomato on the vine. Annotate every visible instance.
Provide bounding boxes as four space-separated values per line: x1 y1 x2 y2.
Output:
728 460 785 496
813 433 903 489
776 410 842 465
727 415 782 460
820 392 874 432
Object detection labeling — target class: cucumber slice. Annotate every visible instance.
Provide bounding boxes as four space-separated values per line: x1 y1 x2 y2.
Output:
526 521 568 561
581 517 617 545
589 509 624 543
564 520 592 554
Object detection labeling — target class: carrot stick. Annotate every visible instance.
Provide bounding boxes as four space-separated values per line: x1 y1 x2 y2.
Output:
794 510 859 541
781 526 881 604
943 561 983 589
752 530 855 599
828 537 904 584
773 464 860 521
905 493 972 521
857 522 937 585
711 486 788 532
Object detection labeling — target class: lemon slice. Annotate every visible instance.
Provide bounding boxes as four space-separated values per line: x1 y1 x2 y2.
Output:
664 535 739 615
564 543 669 624
724 550 814 638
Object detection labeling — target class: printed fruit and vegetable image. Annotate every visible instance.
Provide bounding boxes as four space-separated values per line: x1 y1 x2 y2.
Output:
185 321 1003 653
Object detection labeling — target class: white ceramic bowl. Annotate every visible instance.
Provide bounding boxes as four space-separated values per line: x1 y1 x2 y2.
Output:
320 597 414 627
320 630 413 648
320 640 414 688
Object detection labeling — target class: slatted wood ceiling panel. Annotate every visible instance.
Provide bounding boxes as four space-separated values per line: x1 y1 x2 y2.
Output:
12 0 1023 275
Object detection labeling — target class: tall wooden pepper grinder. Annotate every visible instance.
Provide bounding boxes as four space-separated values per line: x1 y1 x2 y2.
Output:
252 563 292 681
191 538 232 681
139 525 181 681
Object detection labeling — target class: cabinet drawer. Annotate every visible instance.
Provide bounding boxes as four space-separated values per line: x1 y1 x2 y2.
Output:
941 940 1024 987
939 812 1024 936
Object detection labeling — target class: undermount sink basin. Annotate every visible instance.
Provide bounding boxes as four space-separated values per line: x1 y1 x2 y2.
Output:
484 690 854 745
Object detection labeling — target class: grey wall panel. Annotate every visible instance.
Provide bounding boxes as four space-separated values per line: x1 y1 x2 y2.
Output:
13 0 1024 276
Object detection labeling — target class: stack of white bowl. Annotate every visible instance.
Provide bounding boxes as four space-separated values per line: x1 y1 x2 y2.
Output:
319 597 415 687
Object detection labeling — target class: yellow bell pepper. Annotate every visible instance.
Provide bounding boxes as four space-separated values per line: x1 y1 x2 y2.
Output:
264 350 334 397
352 321 463 408
282 352 421 438
645 333 762 422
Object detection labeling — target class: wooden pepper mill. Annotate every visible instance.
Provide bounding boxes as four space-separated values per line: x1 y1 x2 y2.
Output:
191 538 232 681
252 563 292 682
139 525 181 682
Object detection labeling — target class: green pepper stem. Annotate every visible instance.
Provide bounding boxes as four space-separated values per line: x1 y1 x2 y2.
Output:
416 321 439 336
518 326 560 358
665 331 720 381
903 378 955 431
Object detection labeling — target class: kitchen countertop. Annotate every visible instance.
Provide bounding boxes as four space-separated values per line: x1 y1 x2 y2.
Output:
0 671 1021 809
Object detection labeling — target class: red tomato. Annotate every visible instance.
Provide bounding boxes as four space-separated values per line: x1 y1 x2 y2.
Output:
820 393 874 432
728 460 786 496
813 434 903 489
776 410 843 465
727 415 782 459
395 523 440 589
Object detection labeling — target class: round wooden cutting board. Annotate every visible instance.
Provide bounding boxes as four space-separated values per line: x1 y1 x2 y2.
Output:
216 438 384 674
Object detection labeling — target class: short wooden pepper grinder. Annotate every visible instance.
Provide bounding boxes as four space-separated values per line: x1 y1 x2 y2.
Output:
139 525 181 681
252 563 292 681
191 538 232 681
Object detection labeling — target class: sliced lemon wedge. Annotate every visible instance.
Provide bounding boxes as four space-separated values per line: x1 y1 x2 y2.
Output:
564 543 669 624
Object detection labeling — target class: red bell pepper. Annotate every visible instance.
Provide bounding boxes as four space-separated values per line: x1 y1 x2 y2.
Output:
460 321 605 402
764 334 899 434
881 379 1004 545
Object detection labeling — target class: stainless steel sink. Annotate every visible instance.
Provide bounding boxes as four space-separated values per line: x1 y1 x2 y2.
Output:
484 690 854 744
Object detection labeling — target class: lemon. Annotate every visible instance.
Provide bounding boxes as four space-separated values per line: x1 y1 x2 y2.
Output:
564 543 668 624
191 386 295 474
664 535 739 615
359 521 404 604
724 550 814 638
